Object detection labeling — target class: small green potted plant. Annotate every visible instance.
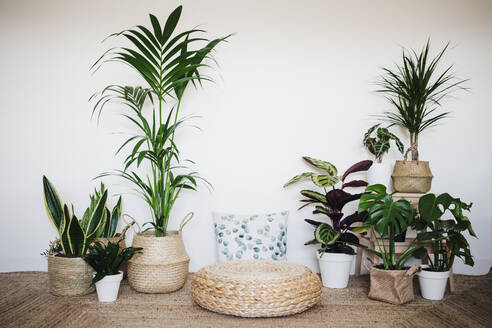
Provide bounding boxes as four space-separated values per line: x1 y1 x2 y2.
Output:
376 40 467 193
83 240 142 302
412 193 476 300
284 157 373 288
357 184 431 304
363 124 404 187
42 176 107 296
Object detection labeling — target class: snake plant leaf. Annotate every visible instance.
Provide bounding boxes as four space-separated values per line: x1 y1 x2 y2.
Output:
108 196 122 237
59 206 71 255
67 212 85 256
283 172 314 187
341 160 373 182
42 176 64 232
300 190 327 203
315 224 340 245
302 157 337 176
311 175 339 188
85 190 108 240
342 180 368 189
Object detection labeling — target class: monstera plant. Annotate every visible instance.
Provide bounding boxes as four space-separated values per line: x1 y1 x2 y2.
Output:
284 157 373 288
284 157 373 254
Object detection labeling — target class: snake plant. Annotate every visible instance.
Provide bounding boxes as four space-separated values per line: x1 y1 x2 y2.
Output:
81 183 122 238
42 176 107 256
91 6 231 237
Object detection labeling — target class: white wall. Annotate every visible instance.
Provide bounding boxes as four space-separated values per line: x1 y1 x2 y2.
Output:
0 0 491 275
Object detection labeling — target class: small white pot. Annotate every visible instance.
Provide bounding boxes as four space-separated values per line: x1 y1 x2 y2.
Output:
418 268 450 300
367 161 393 190
317 252 353 288
95 271 123 302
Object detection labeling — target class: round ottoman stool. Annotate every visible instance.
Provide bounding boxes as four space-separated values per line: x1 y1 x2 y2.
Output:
191 260 322 317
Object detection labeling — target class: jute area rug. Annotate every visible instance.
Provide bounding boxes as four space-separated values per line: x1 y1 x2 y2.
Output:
1 271 491 328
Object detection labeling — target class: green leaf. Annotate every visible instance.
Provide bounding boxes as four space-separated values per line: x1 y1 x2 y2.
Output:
283 172 314 187
302 157 338 176
67 213 85 256
42 176 64 232
311 175 339 188
300 190 327 203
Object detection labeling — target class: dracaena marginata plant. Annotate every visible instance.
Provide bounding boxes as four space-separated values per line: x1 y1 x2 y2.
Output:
377 40 467 161
284 157 373 255
91 6 231 236
357 184 435 270
83 240 142 284
43 176 108 257
81 183 122 238
363 124 404 163
412 193 476 272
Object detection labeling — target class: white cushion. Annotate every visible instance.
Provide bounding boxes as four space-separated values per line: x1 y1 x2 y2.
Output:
212 211 288 262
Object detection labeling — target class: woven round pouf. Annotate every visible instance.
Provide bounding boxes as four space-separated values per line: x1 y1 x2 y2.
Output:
191 260 322 317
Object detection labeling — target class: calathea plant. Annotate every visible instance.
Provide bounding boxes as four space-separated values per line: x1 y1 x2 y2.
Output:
81 183 122 238
284 157 373 255
363 124 404 163
91 6 231 236
83 240 142 284
42 176 108 256
412 193 476 272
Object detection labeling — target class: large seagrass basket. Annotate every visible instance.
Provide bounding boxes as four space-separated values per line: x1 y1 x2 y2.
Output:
191 260 322 317
48 255 94 296
127 213 193 293
392 160 433 193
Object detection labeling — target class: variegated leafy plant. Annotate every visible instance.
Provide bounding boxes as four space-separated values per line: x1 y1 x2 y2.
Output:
42 176 108 256
363 124 404 162
284 157 373 255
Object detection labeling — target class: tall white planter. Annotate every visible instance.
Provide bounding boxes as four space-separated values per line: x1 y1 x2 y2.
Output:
418 268 450 300
367 161 393 190
317 252 353 288
95 271 123 302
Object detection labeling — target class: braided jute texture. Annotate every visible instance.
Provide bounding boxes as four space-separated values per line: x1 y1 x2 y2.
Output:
367 264 420 305
392 160 433 193
2 271 492 327
191 260 322 317
127 230 189 293
47 255 94 296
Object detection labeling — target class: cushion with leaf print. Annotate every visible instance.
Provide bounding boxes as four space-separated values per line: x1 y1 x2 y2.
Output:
212 211 288 262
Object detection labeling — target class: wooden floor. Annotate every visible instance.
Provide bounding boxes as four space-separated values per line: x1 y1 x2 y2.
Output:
1 271 491 328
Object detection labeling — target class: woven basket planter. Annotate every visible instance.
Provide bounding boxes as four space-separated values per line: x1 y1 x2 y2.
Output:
392 160 433 193
191 260 322 317
127 213 193 293
47 255 94 296
365 263 420 305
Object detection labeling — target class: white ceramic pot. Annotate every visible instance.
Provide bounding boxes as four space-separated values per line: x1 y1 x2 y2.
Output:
95 271 123 302
367 161 393 190
418 268 450 300
316 252 353 288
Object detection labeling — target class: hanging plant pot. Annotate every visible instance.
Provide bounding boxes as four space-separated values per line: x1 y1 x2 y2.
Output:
364 261 420 305
392 160 433 193
418 267 450 300
47 255 95 296
127 213 193 293
317 252 353 288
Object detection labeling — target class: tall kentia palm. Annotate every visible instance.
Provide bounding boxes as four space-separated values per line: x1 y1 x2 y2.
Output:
377 40 467 160
91 6 230 236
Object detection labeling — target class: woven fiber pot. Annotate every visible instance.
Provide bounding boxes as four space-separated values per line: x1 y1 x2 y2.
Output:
392 160 433 193
191 260 322 317
47 255 94 296
364 262 420 305
127 213 193 293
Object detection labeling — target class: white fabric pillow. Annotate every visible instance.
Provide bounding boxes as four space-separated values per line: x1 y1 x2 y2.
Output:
212 211 288 262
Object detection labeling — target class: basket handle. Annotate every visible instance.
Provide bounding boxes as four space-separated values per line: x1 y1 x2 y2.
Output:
362 257 374 272
406 264 421 276
122 214 141 234
179 212 194 232
119 216 136 239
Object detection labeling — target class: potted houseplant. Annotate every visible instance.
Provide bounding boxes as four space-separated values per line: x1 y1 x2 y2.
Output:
357 184 431 304
363 124 404 187
42 176 107 296
83 240 142 302
91 6 231 293
284 157 373 288
412 193 476 300
377 40 467 193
